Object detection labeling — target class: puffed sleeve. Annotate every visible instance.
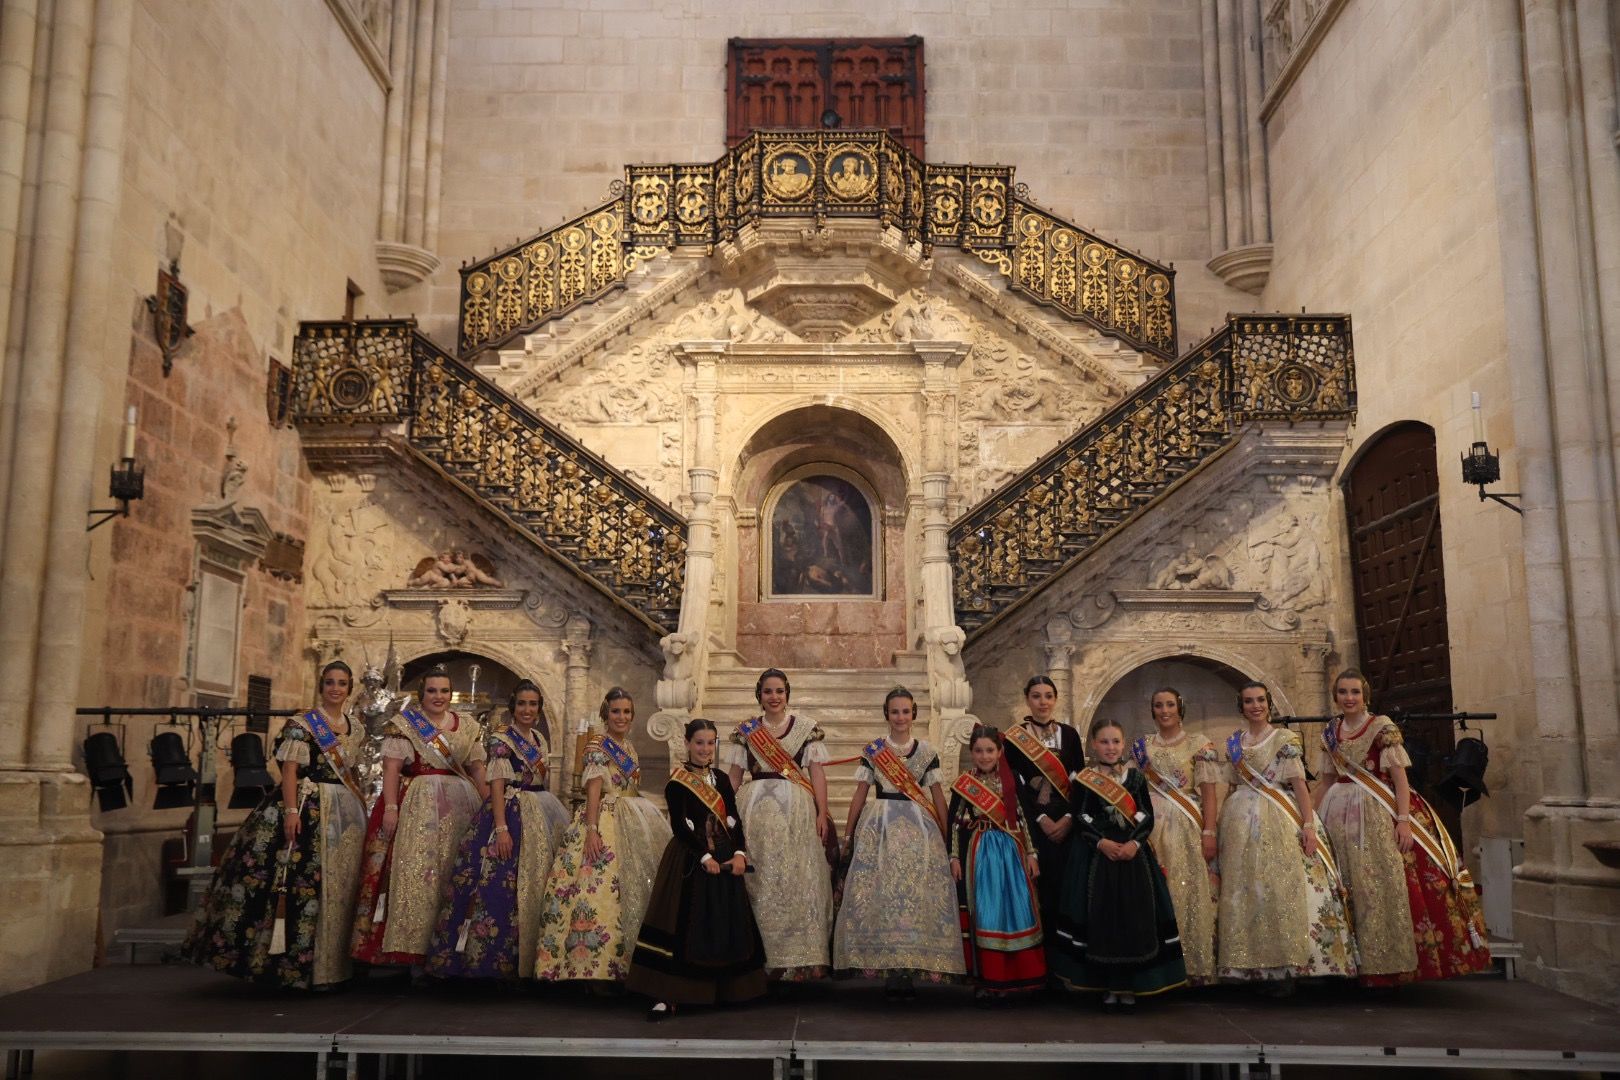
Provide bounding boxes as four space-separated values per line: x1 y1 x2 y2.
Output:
854 760 876 786
920 752 943 790
485 739 517 784
1192 740 1224 786
1375 720 1413 771
1273 732 1306 782
800 726 831 766
381 734 414 761
580 743 612 786
462 733 488 766
719 729 749 772
273 724 312 765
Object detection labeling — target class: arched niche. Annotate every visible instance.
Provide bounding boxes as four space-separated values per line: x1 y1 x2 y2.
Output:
1080 647 1298 748
731 404 909 668
760 463 883 599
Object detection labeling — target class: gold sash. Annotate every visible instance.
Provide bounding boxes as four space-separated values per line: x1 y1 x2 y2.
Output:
670 765 731 836
1006 725 1072 801
1232 753 1344 891
390 708 478 786
294 710 368 807
1073 767 1141 821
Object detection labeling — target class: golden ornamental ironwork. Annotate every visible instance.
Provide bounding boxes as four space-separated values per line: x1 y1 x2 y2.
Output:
457 130 1178 359
949 314 1354 639
293 320 687 633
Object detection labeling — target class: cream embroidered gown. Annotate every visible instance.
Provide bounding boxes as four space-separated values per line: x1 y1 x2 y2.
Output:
1214 727 1356 981
832 738 966 981
532 734 672 982
1133 732 1223 983
721 715 834 979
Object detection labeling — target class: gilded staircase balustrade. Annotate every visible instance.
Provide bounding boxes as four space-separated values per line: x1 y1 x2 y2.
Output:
292 319 687 634
457 130 1177 359
949 314 1355 640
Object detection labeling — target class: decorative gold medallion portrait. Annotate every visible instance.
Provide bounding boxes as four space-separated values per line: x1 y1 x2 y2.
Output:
763 147 814 202
826 148 877 202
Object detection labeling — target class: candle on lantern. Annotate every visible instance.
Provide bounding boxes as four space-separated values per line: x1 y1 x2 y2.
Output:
1471 392 1485 443
121 405 137 460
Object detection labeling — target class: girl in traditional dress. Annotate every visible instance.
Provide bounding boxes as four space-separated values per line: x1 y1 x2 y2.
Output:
1131 687 1222 984
721 668 835 981
947 725 1045 1002
1003 675 1085 953
1215 680 1356 989
425 679 570 980
1051 717 1186 1008
628 719 768 1018
186 660 368 990
833 687 965 997
533 687 672 984
1315 668 1489 986
351 666 489 971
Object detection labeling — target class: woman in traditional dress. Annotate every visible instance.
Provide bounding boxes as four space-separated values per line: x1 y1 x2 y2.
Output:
832 686 965 997
186 660 368 990
1003 675 1085 952
628 719 768 1018
426 679 570 980
350 666 489 972
533 687 672 984
947 725 1045 1002
721 668 834 981
1051 717 1186 1008
1215 680 1356 989
1315 668 1489 986
1131 687 1222 984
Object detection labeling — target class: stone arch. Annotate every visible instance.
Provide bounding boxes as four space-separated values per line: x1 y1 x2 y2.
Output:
1076 643 1298 742
399 645 562 731
727 396 916 500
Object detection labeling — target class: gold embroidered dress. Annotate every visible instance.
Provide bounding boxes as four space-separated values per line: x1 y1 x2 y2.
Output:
1317 715 1490 983
1214 727 1356 981
832 738 965 981
533 734 672 982
721 715 834 978
350 710 486 964
1132 731 1222 983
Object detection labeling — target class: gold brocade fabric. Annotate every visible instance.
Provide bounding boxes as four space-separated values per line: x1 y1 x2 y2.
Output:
314 778 367 986
514 787 571 979
1317 716 1419 975
379 715 487 958
1215 728 1356 981
1140 733 1221 983
833 738 965 978
732 718 834 975
533 742 672 981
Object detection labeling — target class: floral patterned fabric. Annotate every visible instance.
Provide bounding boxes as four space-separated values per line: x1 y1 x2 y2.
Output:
832 739 965 981
425 726 569 979
184 715 367 989
533 736 671 982
1215 727 1356 982
1133 732 1223 983
1318 715 1490 984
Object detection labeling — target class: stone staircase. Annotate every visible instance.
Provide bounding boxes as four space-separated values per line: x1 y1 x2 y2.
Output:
699 658 932 824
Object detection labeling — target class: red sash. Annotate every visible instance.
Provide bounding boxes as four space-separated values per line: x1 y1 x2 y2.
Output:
1073 767 1140 821
951 773 1021 844
864 738 944 833
1006 725 1072 800
738 716 816 799
670 765 732 837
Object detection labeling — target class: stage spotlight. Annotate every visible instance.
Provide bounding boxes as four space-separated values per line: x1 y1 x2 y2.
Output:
82 731 134 812
150 729 198 809
226 732 277 809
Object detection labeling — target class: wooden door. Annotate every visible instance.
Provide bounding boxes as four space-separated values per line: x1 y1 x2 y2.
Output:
727 38 926 158
1344 422 1459 838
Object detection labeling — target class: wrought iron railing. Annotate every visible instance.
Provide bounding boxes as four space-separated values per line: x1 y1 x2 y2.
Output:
950 314 1355 638
292 320 687 633
457 130 1177 360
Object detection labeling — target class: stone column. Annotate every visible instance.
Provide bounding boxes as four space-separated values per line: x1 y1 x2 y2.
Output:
1043 616 1077 727
374 0 447 292
1239 0 1270 243
1199 0 1227 255
0 0 41 400
559 614 593 801
1203 0 1273 294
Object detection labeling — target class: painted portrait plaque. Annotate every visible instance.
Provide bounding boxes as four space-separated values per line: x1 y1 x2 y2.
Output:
766 473 877 598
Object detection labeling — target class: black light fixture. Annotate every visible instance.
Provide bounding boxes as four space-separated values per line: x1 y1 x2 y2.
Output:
87 405 145 532
82 728 134 812
149 728 198 809
1460 392 1522 514
226 732 277 809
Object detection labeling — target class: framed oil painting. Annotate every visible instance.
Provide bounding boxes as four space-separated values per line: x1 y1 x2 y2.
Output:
763 468 880 599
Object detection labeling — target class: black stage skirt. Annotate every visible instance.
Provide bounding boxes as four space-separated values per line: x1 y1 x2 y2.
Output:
1050 840 1187 995
624 843 768 1005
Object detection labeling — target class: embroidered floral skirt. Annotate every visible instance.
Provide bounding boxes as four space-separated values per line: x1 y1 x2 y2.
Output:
425 787 569 980
532 795 671 982
737 777 833 979
185 780 365 989
833 800 965 981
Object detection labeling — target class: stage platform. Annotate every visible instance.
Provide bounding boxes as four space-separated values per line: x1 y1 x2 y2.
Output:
1 965 1617 1079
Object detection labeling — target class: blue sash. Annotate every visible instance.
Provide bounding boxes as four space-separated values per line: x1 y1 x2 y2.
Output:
1225 729 1245 766
298 709 366 804
502 727 547 775
395 705 473 782
599 735 638 785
